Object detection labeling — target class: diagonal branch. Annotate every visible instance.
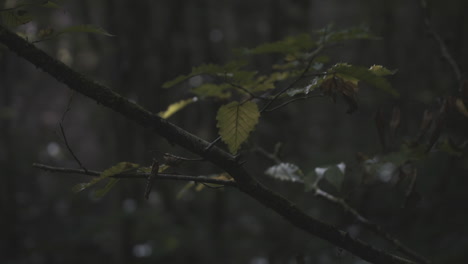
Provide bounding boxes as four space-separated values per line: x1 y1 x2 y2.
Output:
257 147 429 264
0 24 417 264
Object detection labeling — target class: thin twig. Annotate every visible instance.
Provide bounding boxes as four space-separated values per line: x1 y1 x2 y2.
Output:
419 0 462 84
33 163 237 187
257 148 430 264
260 45 324 112
263 93 324 112
312 186 430 264
0 24 417 263
254 146 282 164
220 74 267 100
144 159 159 200
59 93 89 173
163 152 205 162
199 182 226 189
204 136 222 152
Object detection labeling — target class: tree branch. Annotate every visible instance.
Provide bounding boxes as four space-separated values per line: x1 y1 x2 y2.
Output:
257 146 429 263
0 24 418 264
312 187 430 264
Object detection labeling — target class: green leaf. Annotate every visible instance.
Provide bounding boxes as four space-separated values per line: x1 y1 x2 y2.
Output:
247 72 290 93
162 62 245 88
323 162 346 190
93 178 120 198
72 162 139 193
42 1 60 8
162 74 190 89
58 24 115 37
230 70 257 85
158 97 196 119
319 25 379 44
216 101 260 154
1 9 33 28
309 162 346 190
330 63 399 97
250 34 316 54
304 170 319 192
191 83 231 99
369 65 398 76
265 163 303 182
176 182 195 200
437 138 463 157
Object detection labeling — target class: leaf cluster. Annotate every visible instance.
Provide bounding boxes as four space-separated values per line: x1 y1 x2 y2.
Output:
161 26 397 154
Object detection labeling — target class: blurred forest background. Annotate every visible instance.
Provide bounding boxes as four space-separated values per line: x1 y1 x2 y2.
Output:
1 0 468 263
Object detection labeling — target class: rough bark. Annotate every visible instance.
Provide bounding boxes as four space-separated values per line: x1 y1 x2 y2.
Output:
0 25 418 264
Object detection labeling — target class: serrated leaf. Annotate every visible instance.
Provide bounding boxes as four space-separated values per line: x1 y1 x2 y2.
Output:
331 63 399 97
158 97 196 119
58 24 115 37
216 101 260 154
72 162 139 193
320 75 359 113
191 83 231 99
265 163 303 182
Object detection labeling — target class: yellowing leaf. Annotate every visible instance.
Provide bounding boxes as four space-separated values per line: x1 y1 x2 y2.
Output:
158 98 196 119
216 101 260 154
330 63 399 97
72 162 139 193
455 98 468 118
197 173 235 189
369 65 397 76
37 27 55 39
